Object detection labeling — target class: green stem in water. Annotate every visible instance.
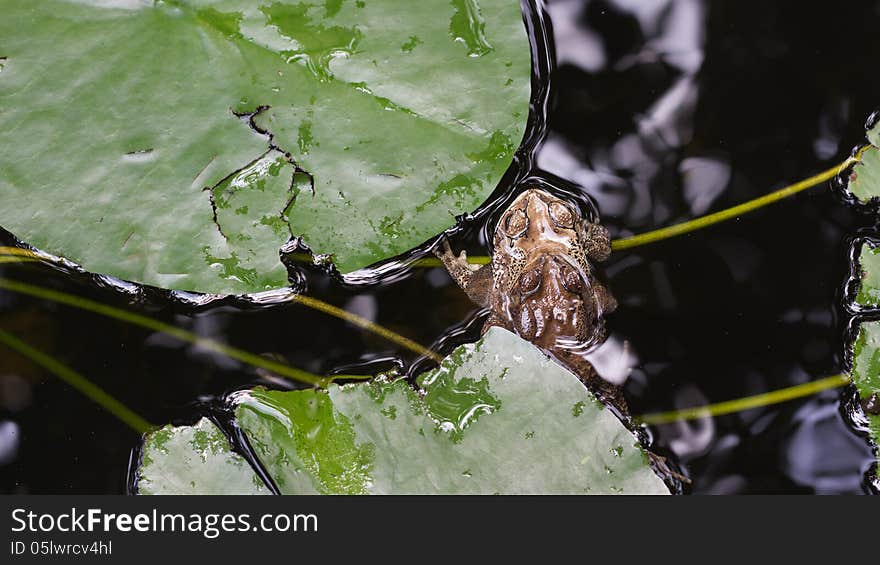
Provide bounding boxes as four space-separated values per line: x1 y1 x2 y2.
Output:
0 330 153 434
612 151 864 251
0 256 38 265
291 294 441 362
0 276 335 386
412 255 489 269
636 374 851 425
1 247 440 364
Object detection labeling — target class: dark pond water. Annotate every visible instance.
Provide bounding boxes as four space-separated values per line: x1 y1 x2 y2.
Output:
1 0 880 494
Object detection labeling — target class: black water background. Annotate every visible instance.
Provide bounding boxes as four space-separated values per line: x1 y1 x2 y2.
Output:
1 0 880 493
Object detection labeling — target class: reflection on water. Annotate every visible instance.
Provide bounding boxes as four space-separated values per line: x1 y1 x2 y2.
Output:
1 0 880 493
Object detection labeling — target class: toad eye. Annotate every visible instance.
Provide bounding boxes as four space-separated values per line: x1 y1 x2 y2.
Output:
548 201 575 229
502 208 529 238
560 266 584 293
519 269 541 297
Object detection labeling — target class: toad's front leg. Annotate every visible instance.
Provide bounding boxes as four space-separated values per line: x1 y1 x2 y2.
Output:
433 238 493 308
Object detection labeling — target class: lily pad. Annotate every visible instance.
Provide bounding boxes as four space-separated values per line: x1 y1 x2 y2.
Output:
136 327 669 495
850 321 880 459
854 242 880 307
846 122 880 203
137 417 268 495
0 0 530 294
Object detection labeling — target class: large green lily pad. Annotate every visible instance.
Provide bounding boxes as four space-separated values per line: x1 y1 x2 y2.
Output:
850 321 880 461
0 0 530 294
137 327 669 494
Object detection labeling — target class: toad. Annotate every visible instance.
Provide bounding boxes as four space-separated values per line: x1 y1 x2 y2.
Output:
435 188 626 414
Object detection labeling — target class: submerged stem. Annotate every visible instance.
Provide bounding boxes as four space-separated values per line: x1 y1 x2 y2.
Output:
0 276 328 386
636 374 851 425
0 330 153 433
0 253 443 372
0 247 440 364
412 255 489 269
0 256 38 265
612 151 865 251
291 294 441 362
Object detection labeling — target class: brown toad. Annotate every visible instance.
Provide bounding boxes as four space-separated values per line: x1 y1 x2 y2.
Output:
435 188 625 413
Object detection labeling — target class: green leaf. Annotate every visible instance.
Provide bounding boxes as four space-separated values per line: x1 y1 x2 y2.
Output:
847 123 880 203
849 147 880 202
0 0 530 294
137 328 669 494
853 322 880 396
241 327 668 494
850 322 880 461
855 242 880 307
137 418 269 495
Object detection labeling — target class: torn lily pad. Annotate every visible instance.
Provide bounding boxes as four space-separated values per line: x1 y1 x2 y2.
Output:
137 418 268 495
136 328 669 495
850 321 880 462
0 0 530 294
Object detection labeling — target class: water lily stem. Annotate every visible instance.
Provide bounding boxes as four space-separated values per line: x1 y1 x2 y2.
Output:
0 252 441 370
636 374 851 425
0 248 440 365
0 275 329 386
291 294 442 362
612 151 865 251
0 330 153 433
